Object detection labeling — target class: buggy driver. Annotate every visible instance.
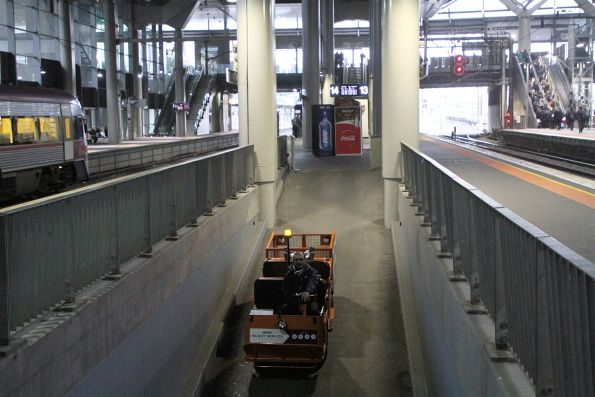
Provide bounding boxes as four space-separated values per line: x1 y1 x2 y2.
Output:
281 251 320 315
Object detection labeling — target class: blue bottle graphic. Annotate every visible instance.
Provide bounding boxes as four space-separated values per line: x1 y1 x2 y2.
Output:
318 111 332 152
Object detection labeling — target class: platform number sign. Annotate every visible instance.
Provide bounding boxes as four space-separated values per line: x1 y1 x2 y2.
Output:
453 54 465 76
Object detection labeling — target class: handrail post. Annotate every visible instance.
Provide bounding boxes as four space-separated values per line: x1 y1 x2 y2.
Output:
494 216 509 350
535 243 554 395
0 215 9 346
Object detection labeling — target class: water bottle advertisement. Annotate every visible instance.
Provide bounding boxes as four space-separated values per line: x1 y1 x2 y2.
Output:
312 105 335 156
334 106 362 156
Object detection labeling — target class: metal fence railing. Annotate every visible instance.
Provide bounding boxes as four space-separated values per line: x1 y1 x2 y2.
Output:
401 143 595 396
278 135 288 169
0 145 254 346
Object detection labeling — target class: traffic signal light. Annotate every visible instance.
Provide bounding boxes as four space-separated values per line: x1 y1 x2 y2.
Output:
453 54 465 76
505 111 512 127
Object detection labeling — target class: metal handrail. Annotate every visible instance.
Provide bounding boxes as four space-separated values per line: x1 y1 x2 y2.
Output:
0 145 255 346
401 143 595 396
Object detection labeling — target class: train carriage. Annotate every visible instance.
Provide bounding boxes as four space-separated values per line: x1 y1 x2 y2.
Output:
0 86 89 200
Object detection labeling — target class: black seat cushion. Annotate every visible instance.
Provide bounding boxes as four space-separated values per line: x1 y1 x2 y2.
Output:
262 259 331 281
253 277 284 310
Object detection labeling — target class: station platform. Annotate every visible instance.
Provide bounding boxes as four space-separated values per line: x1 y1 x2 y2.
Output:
420 135 595 263
85 132 239 175
499 128 595 163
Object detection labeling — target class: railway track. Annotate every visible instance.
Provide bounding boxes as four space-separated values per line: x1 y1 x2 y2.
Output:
445 134 595 178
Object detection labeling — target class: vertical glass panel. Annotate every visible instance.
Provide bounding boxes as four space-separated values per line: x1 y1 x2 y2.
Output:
96 45 106 69
38 11 59 37
16 55 40 83
15 29 39 57
0 26 15 52
77 5 95 25
14 3 37 32
0 0 9 25
40 36 60 61
81 66 98 88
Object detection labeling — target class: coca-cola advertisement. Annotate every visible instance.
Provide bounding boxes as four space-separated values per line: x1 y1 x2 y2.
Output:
334 106 362 156
312 105 335 156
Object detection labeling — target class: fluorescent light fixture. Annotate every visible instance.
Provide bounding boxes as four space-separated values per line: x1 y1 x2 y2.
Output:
40 70 46 75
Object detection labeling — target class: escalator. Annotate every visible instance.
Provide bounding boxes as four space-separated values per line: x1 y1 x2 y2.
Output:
187 76 216 134
511 55 538 128
152 68 203 135
545 59 572 113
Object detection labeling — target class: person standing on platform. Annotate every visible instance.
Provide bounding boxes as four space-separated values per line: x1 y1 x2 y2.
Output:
576 107 588 133
566 108 576 131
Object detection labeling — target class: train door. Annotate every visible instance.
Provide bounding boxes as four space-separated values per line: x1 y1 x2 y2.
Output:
61 104 74 161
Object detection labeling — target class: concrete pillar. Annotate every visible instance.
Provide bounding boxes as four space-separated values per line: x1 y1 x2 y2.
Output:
174 28 186 137
59 0 76 96
104 0 121 144
141 28 150 137
567 20 576 84
302 0 320 150
382 0 419 228
195 41 202 69
209 92 222 133
518 16 531 54
158 25 165 95
369 0 383 169
237 0 278 228
488 85 501 131
131 26 142 140
320 0 334 105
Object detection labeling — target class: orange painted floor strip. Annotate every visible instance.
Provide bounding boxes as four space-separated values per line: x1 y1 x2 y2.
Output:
426 137 595 210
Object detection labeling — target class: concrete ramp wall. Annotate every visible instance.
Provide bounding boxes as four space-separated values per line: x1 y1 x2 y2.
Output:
0 186 263 397
393 186 534 396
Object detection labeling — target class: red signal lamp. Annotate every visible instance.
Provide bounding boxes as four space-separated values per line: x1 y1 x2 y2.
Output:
453 65 465 76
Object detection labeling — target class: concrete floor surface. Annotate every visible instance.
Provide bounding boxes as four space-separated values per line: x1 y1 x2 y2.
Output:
202 143 412 396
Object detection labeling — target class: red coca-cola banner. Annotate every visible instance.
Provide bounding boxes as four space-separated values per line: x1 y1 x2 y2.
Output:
334 106 362 156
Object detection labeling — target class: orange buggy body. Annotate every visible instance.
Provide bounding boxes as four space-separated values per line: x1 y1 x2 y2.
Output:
244 232 336 371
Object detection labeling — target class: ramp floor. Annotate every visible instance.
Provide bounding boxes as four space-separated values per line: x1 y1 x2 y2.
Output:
420 135 595 263
202 142 413 396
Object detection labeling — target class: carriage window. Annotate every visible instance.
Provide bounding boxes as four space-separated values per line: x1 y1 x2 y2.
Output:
0 117 13 145
38 117 60 143
63 117 72 140
16 117 38 144
74 116 85 140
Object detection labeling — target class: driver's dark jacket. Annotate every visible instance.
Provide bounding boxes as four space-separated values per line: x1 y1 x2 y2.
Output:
282 264 319 303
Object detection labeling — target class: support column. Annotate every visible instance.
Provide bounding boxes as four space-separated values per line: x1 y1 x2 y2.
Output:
158 25 165 96
369 0 383 169
302 0 320 150
518 15 531 54
209 92 221 133
104 0 121 144
320 0 334 104
141 28 149 137
237 0 278 228
174 28 186 137
382 0 419 228
131 26 142 140
59 0 76 96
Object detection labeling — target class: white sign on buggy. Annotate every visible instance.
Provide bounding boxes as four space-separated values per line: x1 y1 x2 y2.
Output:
249 328 289 344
